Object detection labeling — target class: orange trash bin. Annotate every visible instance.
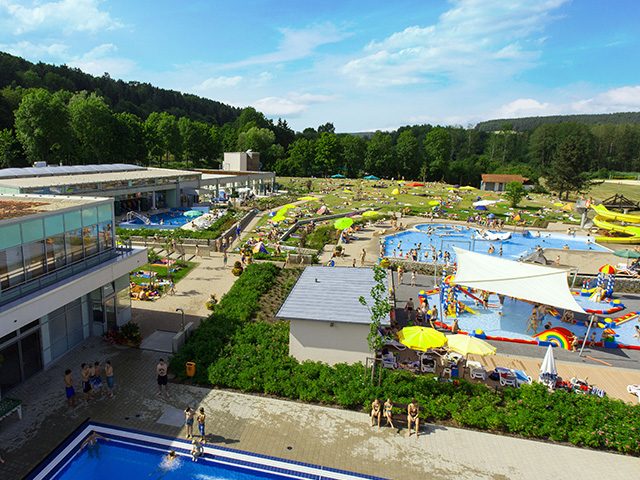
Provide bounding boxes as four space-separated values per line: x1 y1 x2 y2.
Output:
186 362 196 377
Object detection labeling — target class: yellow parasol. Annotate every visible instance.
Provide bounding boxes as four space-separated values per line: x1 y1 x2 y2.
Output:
297 196 320 202
362 210 380 218
428 200 441 206
446 334 496 356
398 326 447 352
459 186 476 191
391 188 400 195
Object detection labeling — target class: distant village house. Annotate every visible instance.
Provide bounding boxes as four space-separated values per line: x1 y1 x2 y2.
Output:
480 174 533 192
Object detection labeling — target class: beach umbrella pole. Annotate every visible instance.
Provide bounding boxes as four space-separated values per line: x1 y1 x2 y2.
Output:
579 314 596 357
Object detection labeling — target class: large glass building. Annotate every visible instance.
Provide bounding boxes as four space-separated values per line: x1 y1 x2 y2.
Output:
0 194 147 392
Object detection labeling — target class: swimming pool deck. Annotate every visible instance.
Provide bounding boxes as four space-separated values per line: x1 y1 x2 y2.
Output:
1 336 640 480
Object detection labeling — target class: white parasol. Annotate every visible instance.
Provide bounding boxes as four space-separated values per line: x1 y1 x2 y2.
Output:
540 344 557 376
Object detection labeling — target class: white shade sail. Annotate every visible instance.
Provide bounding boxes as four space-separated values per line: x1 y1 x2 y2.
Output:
452 247 586 313
540 345 557 376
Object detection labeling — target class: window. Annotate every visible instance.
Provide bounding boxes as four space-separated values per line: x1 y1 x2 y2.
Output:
65 228 84 262
45 234 67 271
98 222 114 251
23 240 46 280
82 207 98 227
21 219 44 243
115 276 131 313
64 210 82 231
0 244 25 289
83 225 98 256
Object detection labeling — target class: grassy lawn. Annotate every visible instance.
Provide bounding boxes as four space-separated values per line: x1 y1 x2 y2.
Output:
586 181 640 208
130 260 197 286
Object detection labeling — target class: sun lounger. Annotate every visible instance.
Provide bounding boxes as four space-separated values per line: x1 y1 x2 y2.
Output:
419 354 437 373
381 353 397 369
627 385 640 403
496 368 517 387
513 369 532 386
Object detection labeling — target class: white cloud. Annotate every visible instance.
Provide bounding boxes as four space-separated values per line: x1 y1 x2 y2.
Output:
221 22 350 69
0 40 69 59
342 0 567 87
195 75 243 90
252 92 337 117
0 0 122 35
67 43 135 77
495 85 640 118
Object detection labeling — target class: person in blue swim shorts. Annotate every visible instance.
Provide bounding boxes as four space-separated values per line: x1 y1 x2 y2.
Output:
64 369 76 407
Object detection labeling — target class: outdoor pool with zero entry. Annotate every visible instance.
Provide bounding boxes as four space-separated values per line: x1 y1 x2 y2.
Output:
383 223 609 262
26 422 384 480
118 210 195 230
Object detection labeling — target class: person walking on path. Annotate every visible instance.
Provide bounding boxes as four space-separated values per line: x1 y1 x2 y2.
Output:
157 359 169 397
105 360 115 398
197 407 206 443
64 369 76 407
411 270 416 287
360 248 366 266
223 250 228 268
195 244 200 257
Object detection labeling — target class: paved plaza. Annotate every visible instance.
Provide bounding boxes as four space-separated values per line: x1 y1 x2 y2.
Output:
1 337 639 480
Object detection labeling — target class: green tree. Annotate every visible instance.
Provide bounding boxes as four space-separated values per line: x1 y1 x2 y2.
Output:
359 265 392 353
236 126 275 153
365 131 395 178
314 132 340 175
276 138 315 176
504 181 525 207
395 129 420 179
68 92 116 164
317 122 335 134
14 89 72 164
424 127 451 180
546 123 595 199
0 128 26 167
178 117 214 167
113 112 146 164
339 134 366 178
144 112 181 164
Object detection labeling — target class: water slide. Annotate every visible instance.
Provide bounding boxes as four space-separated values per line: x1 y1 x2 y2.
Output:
591 204 640 244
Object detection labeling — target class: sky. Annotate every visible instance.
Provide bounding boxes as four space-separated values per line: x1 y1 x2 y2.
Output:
1 0 639 132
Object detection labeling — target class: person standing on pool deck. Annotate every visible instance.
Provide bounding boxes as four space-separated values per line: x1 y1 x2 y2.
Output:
185 407 195 438
105 360 115 398
157 359 169 397
81 363 92 402
64 369 76 407
197 407 206 443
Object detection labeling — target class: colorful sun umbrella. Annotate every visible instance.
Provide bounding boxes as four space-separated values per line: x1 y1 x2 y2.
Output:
599 264 616 274
364 175 380 180
428 200 441 206
398 326 447 352
553 202 564 207
391 188 400 195
459 186 476 191
331 174 346 178
446 334 496 356
362 211 380 218
184 210 204 218
297 196 319 201
334 217 354 230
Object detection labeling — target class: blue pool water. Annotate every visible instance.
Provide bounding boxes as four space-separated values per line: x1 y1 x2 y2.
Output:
56 441 279 479
119 210 194 230
384 223 608 262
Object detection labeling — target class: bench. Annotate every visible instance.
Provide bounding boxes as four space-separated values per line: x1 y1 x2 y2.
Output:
0 397 22 422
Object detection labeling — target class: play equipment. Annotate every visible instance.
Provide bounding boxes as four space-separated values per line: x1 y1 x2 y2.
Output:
440 275 485 317
611 311 640 326
534 327 575 350
580 264 616 299
591 204 640 244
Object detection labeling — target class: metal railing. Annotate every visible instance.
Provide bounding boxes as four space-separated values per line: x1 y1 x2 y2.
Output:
0 246 135 308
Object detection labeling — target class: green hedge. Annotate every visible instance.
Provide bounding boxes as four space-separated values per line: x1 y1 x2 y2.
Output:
174 262 640 455
170 262 279 383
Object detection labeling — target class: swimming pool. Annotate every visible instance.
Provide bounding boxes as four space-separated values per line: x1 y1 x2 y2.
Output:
27 422 382 480
383 223 609 262
119 210 200 230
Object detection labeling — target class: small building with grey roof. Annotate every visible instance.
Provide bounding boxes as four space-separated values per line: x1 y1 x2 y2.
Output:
276 266 389 365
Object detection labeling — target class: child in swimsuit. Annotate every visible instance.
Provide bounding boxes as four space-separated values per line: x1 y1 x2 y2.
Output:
383 399 394 428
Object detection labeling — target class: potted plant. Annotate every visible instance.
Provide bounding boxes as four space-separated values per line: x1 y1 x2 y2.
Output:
232 261 244 277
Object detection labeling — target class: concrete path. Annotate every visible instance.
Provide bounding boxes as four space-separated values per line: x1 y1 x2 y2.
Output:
1 337 639 480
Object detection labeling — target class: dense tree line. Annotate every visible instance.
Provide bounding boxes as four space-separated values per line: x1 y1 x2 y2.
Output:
476 112 640 132
0 51 241 130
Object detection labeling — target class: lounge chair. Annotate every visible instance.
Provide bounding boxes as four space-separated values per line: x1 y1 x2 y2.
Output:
419 354 437 373
466 361 487 380
497 368 517 387
381 353 397 369
627 385 640 403
513 369 532 386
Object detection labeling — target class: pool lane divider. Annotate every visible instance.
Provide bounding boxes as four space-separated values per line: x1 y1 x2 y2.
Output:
25 421 386 480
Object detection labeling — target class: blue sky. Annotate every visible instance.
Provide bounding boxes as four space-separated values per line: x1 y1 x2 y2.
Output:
1 0 639 131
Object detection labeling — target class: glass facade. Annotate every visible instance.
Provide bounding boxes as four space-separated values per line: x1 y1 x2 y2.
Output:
0 203 115 295
0 320 42 392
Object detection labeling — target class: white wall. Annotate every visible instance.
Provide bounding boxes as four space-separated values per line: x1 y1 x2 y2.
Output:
289 318 372 365
0 248 147 337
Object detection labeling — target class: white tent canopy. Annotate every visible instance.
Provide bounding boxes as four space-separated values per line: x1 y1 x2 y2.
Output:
452 247 586 313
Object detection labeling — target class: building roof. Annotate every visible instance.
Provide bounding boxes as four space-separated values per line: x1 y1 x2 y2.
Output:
481 174 529 184
276 266 390 325
0 167 197 190
0 163 144 180
0 194 109 222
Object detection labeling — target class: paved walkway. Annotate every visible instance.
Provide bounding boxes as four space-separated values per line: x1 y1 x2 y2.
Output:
1 337 639 480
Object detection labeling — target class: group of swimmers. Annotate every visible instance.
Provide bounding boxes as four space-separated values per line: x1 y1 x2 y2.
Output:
370 398 420 437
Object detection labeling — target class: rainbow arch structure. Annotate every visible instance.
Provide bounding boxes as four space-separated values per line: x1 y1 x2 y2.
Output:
535 327 576 350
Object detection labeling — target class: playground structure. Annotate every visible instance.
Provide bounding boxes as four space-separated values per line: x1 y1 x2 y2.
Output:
439 275 480 318
592 204 640 244
125 210 151 225
580 264 616 300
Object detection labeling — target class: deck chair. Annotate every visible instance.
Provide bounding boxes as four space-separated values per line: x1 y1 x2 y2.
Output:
498 370 517 387
419 354 436 373
381 353 397 369
469 365 487 380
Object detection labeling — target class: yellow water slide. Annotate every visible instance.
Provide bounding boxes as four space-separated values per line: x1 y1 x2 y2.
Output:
591 204 640 244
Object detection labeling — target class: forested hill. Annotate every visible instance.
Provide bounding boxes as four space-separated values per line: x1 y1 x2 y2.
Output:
0 51 241 129
476 111 640 132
